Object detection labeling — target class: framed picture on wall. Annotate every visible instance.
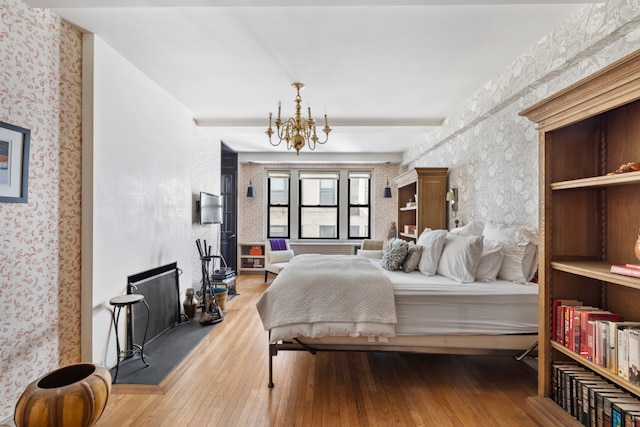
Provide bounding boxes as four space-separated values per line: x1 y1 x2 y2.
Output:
0 121 31 203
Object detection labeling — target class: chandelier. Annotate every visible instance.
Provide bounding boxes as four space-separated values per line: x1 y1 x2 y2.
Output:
266 83 331 155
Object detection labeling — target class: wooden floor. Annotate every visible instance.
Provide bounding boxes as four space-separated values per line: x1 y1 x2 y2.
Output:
97 275 538 427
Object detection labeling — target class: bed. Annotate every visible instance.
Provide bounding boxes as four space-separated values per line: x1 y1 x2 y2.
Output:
256 223 539 387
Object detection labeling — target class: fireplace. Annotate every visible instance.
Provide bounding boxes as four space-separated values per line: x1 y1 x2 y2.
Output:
126 262 181 350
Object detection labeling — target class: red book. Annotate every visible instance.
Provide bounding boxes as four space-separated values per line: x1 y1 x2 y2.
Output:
625 264 640 270
611 265 640 278
553 300 582 344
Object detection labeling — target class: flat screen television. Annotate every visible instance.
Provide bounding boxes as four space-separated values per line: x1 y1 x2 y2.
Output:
199 191 223 224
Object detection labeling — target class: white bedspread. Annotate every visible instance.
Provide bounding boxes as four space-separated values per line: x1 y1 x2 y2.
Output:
256 254 397 340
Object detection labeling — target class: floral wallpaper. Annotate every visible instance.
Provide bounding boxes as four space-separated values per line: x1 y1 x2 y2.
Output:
405 0 640 230
57 19 83 366
0 0 82 420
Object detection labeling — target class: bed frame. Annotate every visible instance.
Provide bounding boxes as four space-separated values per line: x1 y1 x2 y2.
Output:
266 332 538 388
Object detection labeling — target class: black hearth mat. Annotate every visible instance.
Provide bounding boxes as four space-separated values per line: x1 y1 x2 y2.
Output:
110 308 226 385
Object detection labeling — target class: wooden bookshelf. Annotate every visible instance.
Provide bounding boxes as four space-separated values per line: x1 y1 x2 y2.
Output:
519 49 640 424
393 167 447 241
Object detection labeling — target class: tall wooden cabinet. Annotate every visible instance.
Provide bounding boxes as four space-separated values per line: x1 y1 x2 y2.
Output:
393 167 448 240
519 50 640 425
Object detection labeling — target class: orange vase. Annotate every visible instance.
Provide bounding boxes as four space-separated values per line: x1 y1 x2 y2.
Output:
635 228 640 262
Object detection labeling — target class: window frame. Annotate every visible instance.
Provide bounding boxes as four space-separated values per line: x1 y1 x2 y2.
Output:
347 172 371 240
266 172 291 239
298 171 340 240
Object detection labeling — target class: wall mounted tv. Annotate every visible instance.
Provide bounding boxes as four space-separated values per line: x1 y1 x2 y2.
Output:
199 191 223 224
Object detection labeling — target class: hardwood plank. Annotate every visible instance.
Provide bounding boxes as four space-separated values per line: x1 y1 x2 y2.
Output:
96 275 539 426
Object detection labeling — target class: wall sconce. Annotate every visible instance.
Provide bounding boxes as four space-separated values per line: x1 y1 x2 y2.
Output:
383 179 392 198
446 188 458 212
247 180 255 198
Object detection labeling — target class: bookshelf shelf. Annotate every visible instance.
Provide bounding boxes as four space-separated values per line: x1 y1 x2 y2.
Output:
551 341 640 397
238 242 266 274
550 261 640 291
550 170 640 190
519 50 640 424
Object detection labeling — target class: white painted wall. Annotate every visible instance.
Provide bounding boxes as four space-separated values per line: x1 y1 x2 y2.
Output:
82 35 194 366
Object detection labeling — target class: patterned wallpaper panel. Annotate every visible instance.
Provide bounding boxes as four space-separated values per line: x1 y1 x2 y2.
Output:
0 0 82 420
405 0 640 230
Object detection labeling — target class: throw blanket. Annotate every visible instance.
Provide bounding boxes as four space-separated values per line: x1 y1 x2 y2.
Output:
269 238 287 251
256 254 397 339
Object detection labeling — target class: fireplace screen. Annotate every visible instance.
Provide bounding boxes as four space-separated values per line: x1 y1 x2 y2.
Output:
126 262 181 350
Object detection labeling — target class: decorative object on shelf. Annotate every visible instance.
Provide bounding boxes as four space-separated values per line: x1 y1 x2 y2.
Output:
403 225 416 235
183 288 197 319
246 180 255 197
14 363 111 427
387 221 397 240
383 179 392 198
249 246 263 256
266 82 331 155
635 228 640 262
607 161 640 175
446 188 458 212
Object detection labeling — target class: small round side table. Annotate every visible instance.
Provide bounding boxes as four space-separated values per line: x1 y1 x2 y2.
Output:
109 294 150 383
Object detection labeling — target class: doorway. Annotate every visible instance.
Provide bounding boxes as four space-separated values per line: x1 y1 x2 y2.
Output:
220 143 238 271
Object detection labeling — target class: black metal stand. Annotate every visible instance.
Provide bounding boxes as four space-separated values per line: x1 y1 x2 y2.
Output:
110 294 150 383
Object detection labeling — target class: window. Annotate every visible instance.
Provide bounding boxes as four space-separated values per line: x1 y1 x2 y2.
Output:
267 171 290 238
299 171 339 239
348 171 371 239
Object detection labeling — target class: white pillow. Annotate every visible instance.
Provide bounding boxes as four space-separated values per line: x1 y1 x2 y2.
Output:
450 220 485 236
357 249 384 259
482 222 538 283
416 229 448 276
269 249 294 264
475 239 504 282
437 234 484 283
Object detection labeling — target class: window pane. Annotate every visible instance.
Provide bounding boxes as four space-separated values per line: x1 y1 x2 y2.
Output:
300 207 337 238
270 178 289 205
349 178 369 205
349 207 369 238
301 179 337 205
269 206 289 237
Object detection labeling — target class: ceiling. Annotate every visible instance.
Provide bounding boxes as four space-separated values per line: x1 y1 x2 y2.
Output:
28 0 597 157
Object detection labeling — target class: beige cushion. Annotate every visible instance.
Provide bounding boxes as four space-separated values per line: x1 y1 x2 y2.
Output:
269 249 294 264
402 242 423 273
362 239 384 250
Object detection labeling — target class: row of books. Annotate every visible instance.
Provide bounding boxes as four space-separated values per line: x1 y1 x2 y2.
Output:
241 263 263 268
553 362 640 427
553 299 640 383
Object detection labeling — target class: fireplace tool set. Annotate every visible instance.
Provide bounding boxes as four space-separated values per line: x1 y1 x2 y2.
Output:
196 239 224 324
